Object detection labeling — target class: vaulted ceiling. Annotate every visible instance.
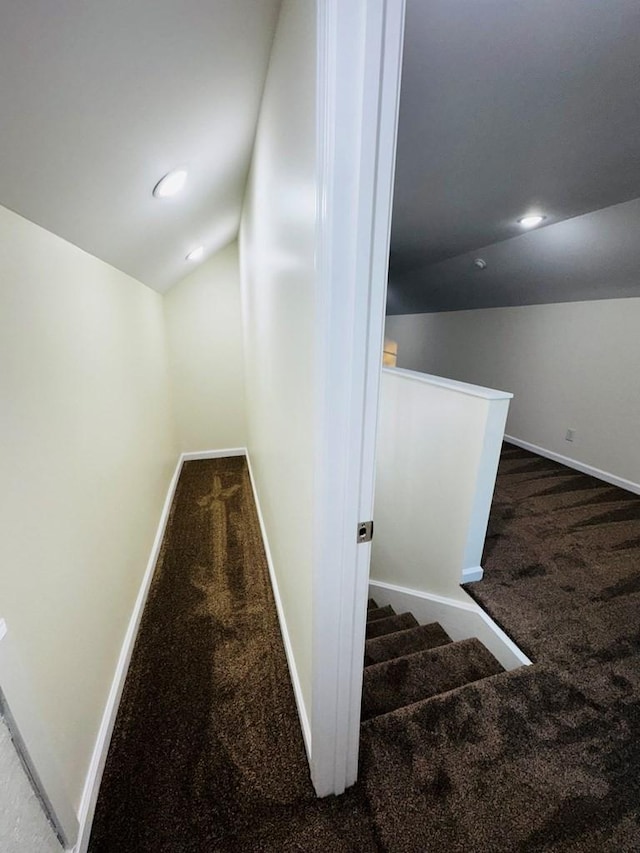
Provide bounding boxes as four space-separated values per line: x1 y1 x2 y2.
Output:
0 1 281 293
389 0 640 314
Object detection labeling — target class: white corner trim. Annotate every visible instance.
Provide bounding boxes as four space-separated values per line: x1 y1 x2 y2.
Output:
312 0 407 799
181 447 246 461
74 453 184 853
461 566 484 584
383 367 513 402
243 452 312 760
369 579 532 671
504 435 640 496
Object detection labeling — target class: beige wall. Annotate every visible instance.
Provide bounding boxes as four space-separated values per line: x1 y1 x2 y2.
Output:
386 297 640 487
0 204 177 810
372 369 510 600
164 243 247 452
239 0 316 719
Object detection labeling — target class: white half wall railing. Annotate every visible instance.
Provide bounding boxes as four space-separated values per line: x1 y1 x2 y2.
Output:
371 367 512 602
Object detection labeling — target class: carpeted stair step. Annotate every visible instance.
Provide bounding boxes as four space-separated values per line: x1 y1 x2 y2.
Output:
367 605 395 622
366 612 418 640
367 597 379 610
365 622 452 666
361 638 504 721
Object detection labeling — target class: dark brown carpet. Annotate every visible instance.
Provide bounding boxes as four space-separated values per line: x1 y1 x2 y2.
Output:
90 451 640 852
89 458 379 852
364 622 452 666
466 443 640 672
361 639 503 721
360 444 640 851
366 612 418 639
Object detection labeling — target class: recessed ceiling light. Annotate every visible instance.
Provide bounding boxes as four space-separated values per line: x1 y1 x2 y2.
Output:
517 213 546 228
153 169 188 199
186 246 204 262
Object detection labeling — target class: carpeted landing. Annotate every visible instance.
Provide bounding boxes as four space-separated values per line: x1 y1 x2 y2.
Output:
90 453 640 852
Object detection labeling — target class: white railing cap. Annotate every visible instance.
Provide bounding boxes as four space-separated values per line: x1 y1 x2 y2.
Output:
383 367 513 401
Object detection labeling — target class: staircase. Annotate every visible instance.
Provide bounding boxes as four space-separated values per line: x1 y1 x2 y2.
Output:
362 599 504 722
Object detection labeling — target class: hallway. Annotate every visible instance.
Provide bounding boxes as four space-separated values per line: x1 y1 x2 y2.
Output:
89 456 377 851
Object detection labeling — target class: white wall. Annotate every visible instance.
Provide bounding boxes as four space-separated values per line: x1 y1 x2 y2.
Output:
239 0 316 726
0 204 177 813
0 717 62 853
164 242 247 452
385 298 640 488
371 368 510 600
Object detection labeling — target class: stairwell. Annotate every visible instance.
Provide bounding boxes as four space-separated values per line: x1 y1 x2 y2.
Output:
362 599 504 722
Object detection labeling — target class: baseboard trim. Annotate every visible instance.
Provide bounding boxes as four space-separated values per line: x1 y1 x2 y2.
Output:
181 447 246 461
74 453 184 852
504 435 640 496
244 452 312 761
369 579 532 671
461 565 484 584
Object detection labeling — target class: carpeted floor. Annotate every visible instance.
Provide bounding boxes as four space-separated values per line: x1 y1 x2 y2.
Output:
360 445 640 852
90 451 640 852
466 443 640 671
89 458 380 852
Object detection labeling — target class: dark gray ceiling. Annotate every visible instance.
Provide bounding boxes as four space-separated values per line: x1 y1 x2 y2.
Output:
389 0 640 314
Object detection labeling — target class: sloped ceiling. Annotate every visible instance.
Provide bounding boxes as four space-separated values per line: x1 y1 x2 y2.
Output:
0 0 281 293
389 0 640 314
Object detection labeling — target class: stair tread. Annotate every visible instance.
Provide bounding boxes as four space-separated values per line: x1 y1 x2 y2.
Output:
367 605 396 623
360 666 515 730
365 612 418 640
365 622 452 666
361 638 504 721
367 598 379 610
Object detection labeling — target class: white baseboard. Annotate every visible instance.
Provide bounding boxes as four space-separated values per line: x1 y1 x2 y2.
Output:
74 453 184 852
461 565 484 584
181 448 246 462
504 435 640 496
369 579 531 672
243 452 312 760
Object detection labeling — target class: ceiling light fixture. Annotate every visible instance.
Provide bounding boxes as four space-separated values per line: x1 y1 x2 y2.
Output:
517 213 546 229
186 246 204 262
153 169 188 199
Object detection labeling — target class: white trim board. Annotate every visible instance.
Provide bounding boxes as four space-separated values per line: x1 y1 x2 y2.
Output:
75 446 311 851
461 566 484 584
384 367 513 402
312 0 406 799
369 580 532 672
504 435 640 496
243 453 312 759
181 448 246 462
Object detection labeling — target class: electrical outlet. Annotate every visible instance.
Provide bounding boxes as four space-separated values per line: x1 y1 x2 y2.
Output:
565 428 575 442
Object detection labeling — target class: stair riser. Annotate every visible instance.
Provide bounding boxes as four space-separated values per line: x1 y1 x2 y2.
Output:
365 623 452 667
361 638 504 721
366 612 418 640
